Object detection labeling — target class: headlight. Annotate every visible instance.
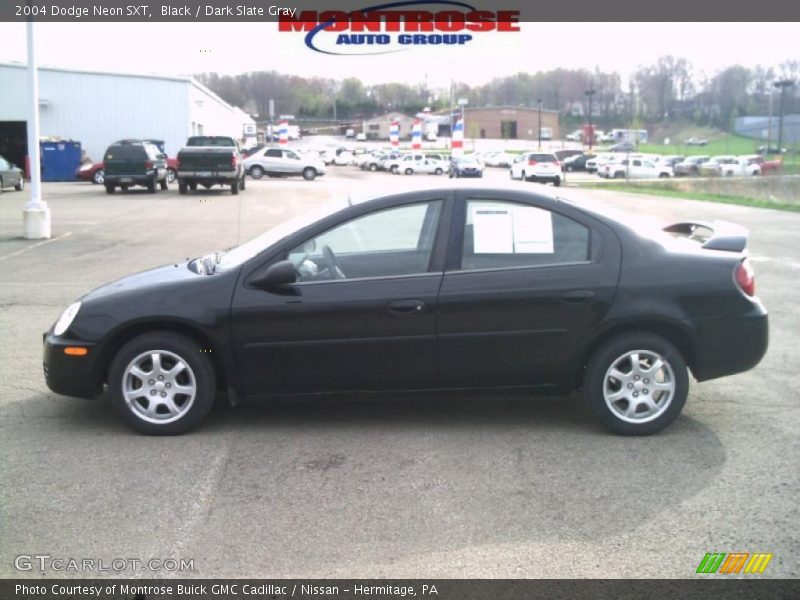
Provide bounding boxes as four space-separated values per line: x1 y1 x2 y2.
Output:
53 302 81 337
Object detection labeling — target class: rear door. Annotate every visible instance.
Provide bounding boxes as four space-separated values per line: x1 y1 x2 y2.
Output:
436 191 621 388
260 148 284 173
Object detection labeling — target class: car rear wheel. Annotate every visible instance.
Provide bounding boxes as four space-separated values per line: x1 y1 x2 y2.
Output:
105 184 115 194
302 167 317 181
108 332 216 435
249 165 264 180
404 168 413 175
240 175 246 191
435 168 443 175
166 168 177 184
231 179 240 195
178 181 188 195
553 177 561 187
585 333 688 435
93 169 105 185
369 163 378 171
159 177 168 190
147 177 157 194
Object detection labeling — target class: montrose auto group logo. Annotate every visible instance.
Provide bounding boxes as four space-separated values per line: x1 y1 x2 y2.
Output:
278 1 520 55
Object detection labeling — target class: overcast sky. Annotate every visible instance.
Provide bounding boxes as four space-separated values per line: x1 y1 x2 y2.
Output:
1 22 798 89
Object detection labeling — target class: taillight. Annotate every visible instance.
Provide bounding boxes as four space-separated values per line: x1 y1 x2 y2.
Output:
735 259 755 297
528 159 537 166
176 157 182 169
554 160 561 168
145 160 153 169
231 154 238 169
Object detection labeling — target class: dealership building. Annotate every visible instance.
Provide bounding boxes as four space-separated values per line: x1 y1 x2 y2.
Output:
0 62 255 172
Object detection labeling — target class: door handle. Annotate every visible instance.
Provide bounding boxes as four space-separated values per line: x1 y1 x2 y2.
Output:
387 299 425 316
560 290 596 305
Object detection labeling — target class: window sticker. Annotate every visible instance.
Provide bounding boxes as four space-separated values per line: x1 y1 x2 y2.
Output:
470 203 554 254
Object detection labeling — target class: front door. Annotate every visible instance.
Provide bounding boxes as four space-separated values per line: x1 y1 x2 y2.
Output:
437 192 621 388
231 196 450 395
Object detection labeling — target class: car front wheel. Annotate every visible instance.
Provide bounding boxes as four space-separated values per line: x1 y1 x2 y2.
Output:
93 169 105 185
15 177 24 191
584 333 688 435
108 332 216 435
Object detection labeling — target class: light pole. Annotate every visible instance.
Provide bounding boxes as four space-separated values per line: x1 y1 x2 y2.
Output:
585 84 597 151
537 98 542 149
23 13 51 239
774 79 795 155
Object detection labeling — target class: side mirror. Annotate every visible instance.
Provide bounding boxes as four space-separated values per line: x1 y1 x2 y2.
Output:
250 260 297 289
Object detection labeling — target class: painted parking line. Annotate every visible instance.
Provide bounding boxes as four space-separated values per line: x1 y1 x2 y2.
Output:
0 232 73 262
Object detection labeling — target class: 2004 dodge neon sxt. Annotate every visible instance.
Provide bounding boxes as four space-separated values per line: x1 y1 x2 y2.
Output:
43 187 768 435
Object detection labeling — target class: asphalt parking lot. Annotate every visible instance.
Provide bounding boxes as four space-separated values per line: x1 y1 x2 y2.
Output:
0 166 798 578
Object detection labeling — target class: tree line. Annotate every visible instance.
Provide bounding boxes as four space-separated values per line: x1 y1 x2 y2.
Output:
197 56 799 129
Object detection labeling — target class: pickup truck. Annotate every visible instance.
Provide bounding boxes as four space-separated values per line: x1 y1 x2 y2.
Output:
176 136 245 195
745 155 781 175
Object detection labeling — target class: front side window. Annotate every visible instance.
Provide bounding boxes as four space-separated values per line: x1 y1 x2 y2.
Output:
284 150 299 160
265 149 282 158
288 201 443 282
460 200 590 271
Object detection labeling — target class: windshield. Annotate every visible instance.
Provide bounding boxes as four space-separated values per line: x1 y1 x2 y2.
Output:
216 199 349 270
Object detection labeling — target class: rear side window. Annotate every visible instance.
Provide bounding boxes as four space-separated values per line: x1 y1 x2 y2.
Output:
104 145 146 160
460 200 590 271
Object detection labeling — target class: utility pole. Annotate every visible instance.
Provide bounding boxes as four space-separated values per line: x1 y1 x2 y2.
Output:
537 99 542 149
766 88 773 153
585 82 597 151
774 79 795 155
23 13 51 239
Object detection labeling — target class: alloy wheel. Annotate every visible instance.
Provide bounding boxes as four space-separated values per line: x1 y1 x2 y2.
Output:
603 349 675 424
122 350 197 424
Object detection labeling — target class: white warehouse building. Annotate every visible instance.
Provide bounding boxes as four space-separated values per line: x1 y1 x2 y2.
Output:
0 62 255 171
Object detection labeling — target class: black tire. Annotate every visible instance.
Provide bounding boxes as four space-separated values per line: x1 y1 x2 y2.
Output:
553 177 561 187
159 177 168 191
659 173 670 178
302 167 317 181
190 183 197 191
107 332 216 435
435 168 443 175
178 181 188 195
105 184 115 194
240 175 246 191
369 163 378 172
0 176 4 193
391 165 399 174
404 168 413 175
147 177 157 194
566 165 574 172
93 169 105 185
249 165 264 180
231 179 240 195
15 177 24 191
614 171 624 179
166 168 177 184
584 332 689 436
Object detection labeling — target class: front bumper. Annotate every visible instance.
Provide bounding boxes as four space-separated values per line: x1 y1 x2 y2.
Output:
43 332 102 399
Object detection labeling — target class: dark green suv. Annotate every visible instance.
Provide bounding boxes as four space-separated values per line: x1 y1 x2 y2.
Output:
103 140 168 194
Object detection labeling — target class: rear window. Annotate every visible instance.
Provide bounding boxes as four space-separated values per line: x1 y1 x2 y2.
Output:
528 154 557 162
104 145 146 160
187 137 236 147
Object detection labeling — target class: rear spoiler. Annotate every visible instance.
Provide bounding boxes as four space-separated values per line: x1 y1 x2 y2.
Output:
662 220 748 253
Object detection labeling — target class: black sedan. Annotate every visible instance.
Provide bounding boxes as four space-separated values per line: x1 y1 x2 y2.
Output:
43 188 768 435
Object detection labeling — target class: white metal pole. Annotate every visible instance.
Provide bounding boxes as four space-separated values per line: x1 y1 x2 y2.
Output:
23 17 51 238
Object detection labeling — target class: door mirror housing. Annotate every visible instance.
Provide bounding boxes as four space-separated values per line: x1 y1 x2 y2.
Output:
250 260 298 289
